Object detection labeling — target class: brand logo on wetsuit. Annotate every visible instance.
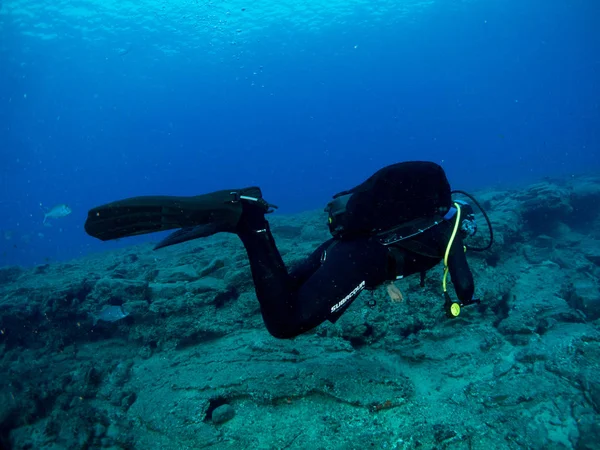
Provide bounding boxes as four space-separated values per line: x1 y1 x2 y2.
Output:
331 281 366 313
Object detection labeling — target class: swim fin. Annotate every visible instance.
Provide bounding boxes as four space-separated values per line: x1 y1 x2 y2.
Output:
84 187 272 242
153 224 222 250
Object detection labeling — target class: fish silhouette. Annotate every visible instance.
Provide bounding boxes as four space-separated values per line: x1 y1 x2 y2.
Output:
91 305 129 326
42 204 72 224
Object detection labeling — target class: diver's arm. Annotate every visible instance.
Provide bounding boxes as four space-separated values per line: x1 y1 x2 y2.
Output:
447 233 475 302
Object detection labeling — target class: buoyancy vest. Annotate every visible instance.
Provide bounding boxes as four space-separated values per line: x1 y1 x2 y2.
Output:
325 161 453 240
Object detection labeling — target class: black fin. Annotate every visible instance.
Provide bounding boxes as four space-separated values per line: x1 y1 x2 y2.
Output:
154 224 221 250
84 190 249 241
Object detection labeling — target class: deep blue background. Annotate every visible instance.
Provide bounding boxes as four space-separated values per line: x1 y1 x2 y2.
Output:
1 0 599 266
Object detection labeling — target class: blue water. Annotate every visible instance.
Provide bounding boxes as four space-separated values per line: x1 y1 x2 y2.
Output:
1 0 599 267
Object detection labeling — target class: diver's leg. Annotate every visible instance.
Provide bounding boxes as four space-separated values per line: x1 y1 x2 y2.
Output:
237 209 391 338
288 240 335 289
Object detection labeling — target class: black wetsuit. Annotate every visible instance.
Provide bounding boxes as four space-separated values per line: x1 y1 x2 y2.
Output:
237 204 474 339
230 161 475 338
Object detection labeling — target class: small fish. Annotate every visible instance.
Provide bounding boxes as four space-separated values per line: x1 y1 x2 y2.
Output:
116 44 133 56
91 305 129 326
42 203 72 224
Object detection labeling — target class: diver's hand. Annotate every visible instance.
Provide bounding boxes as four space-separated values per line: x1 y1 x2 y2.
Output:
387 282 404 303
463 297 481 306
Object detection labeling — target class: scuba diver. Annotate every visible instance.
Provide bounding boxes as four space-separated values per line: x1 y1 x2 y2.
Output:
84 161 493 339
